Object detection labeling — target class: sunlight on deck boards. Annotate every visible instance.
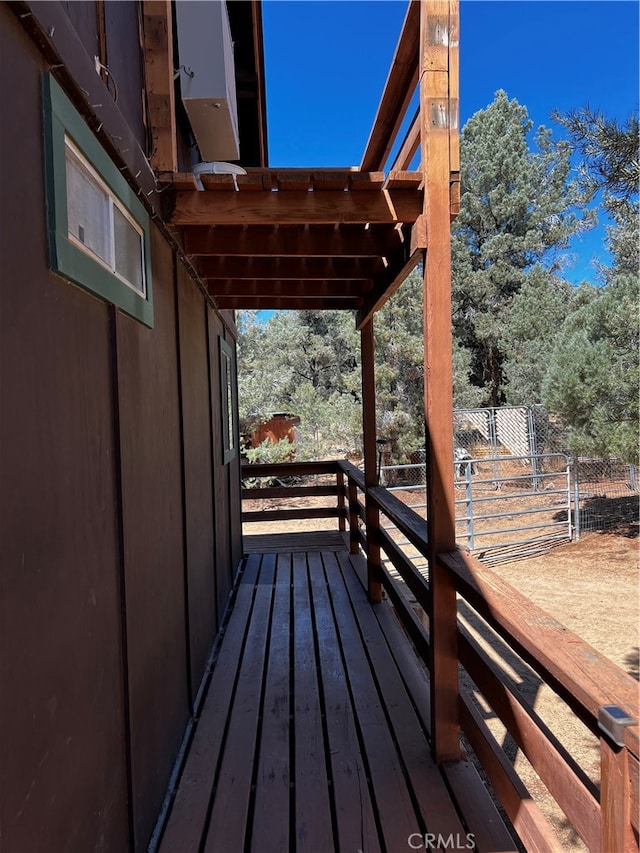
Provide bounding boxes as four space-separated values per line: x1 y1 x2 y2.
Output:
244 530 348 554
156 547 493 853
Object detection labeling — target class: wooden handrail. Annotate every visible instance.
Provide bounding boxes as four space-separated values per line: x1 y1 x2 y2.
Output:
360 0 420 171
438 548 640 756
241 460 341 480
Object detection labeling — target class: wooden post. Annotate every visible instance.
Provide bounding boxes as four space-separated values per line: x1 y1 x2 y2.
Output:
142 1 178 174
600 737 635 852
421 0 461 762
360 319 382 603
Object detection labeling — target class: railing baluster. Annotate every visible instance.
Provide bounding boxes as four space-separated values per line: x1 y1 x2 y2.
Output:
336 468 346 533
347 477 360 554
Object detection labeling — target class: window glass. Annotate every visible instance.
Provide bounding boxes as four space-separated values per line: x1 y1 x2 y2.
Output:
65 145 110 263
114 206 145 294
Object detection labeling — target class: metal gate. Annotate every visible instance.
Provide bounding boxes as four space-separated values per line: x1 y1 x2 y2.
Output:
452 452 572 562
380 451 573 565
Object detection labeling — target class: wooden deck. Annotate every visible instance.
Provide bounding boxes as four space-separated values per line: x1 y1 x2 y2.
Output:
156 541 513 853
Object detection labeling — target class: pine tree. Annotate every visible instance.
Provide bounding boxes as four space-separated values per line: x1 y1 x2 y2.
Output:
542 274 639 462
543 108 639 462
452 91 592 407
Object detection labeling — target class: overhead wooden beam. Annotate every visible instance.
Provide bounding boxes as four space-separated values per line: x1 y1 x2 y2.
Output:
207 280 373 298
390 109 421 172
356 217 427 329
142 0 177 173
250 0 268 167
214 296 362 311
197 256 382 280
206 167 379 192
360 0 420 171
183 225 407 258
170 188 423 227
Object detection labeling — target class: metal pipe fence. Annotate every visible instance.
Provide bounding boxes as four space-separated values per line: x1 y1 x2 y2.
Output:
378 406 638 563
381 452 572 564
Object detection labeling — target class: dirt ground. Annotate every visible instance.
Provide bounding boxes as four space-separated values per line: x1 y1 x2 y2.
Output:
244 490 639 850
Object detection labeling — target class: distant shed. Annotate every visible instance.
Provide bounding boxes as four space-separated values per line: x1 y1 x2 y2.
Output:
251 412 301 447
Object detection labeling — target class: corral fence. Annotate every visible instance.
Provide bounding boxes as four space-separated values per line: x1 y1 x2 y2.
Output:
380 405 638 564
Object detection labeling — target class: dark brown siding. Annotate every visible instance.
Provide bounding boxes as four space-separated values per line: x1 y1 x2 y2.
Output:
1 6 245 851
61 0 100 59
104 0 146 153
0 13 129 852
177 266 218 701
116 231 189 850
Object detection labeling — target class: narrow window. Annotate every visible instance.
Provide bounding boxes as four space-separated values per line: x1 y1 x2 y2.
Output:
220 337 236 464
43 74 153 326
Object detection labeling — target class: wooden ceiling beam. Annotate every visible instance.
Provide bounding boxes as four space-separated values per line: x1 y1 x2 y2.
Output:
214 297 362 311
360 0 421 171
170 188 423 227
197 256 382 280
355 216 427 329
183 225 407 258
207 280 373 298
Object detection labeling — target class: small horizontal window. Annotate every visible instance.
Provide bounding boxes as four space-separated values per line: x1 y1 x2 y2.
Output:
43 74 153 326
65 139 146 297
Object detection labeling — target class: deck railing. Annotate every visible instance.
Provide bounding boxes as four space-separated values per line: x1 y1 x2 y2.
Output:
241 460 639 852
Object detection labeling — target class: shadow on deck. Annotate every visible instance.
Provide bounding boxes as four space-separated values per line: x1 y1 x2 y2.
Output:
156 534 511 853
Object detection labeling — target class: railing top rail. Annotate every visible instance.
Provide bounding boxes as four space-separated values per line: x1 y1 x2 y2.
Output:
337 459 366 489
241 460 342 480
369 484 429 554
457 452 570 465
439 547 640 756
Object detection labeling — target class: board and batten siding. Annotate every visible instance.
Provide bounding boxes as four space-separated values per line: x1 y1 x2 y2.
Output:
0 6 243 851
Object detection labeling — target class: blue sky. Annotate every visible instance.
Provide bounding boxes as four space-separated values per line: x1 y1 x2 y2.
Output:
261 1 639 285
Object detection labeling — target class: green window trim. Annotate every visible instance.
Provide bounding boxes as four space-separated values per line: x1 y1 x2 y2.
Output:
42 74 153 327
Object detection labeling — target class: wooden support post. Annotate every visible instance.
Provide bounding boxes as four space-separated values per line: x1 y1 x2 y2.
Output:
600 737 635 852
361 319 382 603
142 0 178 174
421 0 460 763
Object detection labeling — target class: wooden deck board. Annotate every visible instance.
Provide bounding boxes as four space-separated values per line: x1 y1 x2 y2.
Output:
249 554 292 853
291 553 335 852
158 555 262 853
337 552 469 840
203 555 276 853
243 530 346 554
322 552 423 845
158 547 510 853
308 552 382 853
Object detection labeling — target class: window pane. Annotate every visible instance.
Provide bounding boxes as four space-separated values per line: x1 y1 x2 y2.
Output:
114 206 144 293
65 146 110 263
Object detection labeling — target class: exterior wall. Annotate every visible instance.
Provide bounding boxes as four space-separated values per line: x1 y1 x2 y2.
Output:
0 5 243 851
